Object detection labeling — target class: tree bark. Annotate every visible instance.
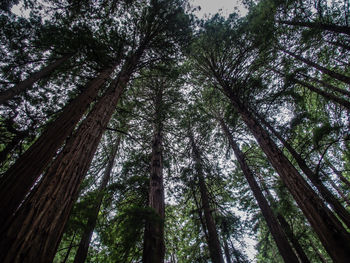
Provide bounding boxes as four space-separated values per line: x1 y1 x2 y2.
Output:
0 53 74 104
281 48 350 86
0 64 117 229
222 85 350 263
73 137 120 263
189 133 225 263
0 48 143 263
142 88 165 263
257 115 350 229
279 20 350 36
219 119 299 263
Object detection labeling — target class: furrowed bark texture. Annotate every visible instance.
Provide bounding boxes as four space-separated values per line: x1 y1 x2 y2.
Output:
223 86 350 263
73 137 120 263
189 133 225 263
0 50 143 263
219 119 299 263
143 89 165 263
0 65 117 229
258 115 350 229
0 53 73 104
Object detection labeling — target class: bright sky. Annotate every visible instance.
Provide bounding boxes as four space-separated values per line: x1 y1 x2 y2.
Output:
190 0 248 18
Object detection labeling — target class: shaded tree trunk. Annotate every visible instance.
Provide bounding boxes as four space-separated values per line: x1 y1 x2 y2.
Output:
189 133 225 263
73 137 120 263
0 53 74 104
62 232 77 263
327 176 350 207
223 238 232 263
0 64 118 228
257 115 350 229
281 48 350 86
219 119 299 263
143 88 165 263
279 20 350 36
326 160 350 189
0 48 144 263
222 85 350 263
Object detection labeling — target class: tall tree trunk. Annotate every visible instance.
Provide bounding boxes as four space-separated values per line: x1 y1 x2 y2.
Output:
61 232 77 263
143 88 165 263
326 40 350 51
0 129 28 165
0 53 74 104
73 137 120 263
189 133 225 263
223 237 232 263
309 241 328 263
278 20 350 36
219 119 299 263
222 86 350 263
0 64 118 228
326 176 350 207
257 174 311 263
257 115 350 229
296 72 350 98
281 48 350 86
325 160 350 189
0 48 144 263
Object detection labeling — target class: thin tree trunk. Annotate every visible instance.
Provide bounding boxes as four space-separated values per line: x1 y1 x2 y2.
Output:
296 72 350 98
61 232 76 263
143 88 165 263
189 133 225 263
281 48 350 86
327 40 350 51
0 64 118 228
257 115 350 229
219 119 299 263
309 241 328 263
0 48 144 263
326 160 350 189
73 137 120 263
223 237 232 263
279 20 350 36
0 53 74 104
0 130 28 165
222 85 350 262
327 176 350 207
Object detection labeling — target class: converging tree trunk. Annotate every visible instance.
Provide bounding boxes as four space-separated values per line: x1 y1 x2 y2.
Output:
219 119 299 263
257 115 350 229
73 137 121 263
221 85 350 263
0 53 74 104
278 20 350 36
0 47 144 263
143 87 165 263
189 132 225 263
0 64 118 229
280 48 350 86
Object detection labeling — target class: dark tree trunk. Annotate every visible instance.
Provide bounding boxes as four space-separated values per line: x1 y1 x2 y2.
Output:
0 53 74 104
326 160 350 189
73 137 120 263
0 49 143 263
326 176 350 207
219 119 299 263
296 72 350 98
142 88 165 263
281 48 350 86
223 237 232 263
0 64 117 228
222 86 350 263
327 40 350 51
258 175 311 263
279 20 350 36
257 115 350 229
0 129 28 165
309 241 328 263
61 232 76 263
189 133 225 263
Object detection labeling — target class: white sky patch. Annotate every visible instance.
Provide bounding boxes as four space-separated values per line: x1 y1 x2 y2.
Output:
190 0 248 18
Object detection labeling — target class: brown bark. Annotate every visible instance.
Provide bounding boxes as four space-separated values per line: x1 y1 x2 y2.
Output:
222 85 350 263
219 119 299 263
0 49 143 263
189 133 225 263
73 137 120 263
281 48 350 86
142 88 165 263
0 53 73 104
258 116 350 229
0 64 117 229
279 20 350 36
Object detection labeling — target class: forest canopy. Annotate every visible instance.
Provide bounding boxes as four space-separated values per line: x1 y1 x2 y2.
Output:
0 0 349 262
